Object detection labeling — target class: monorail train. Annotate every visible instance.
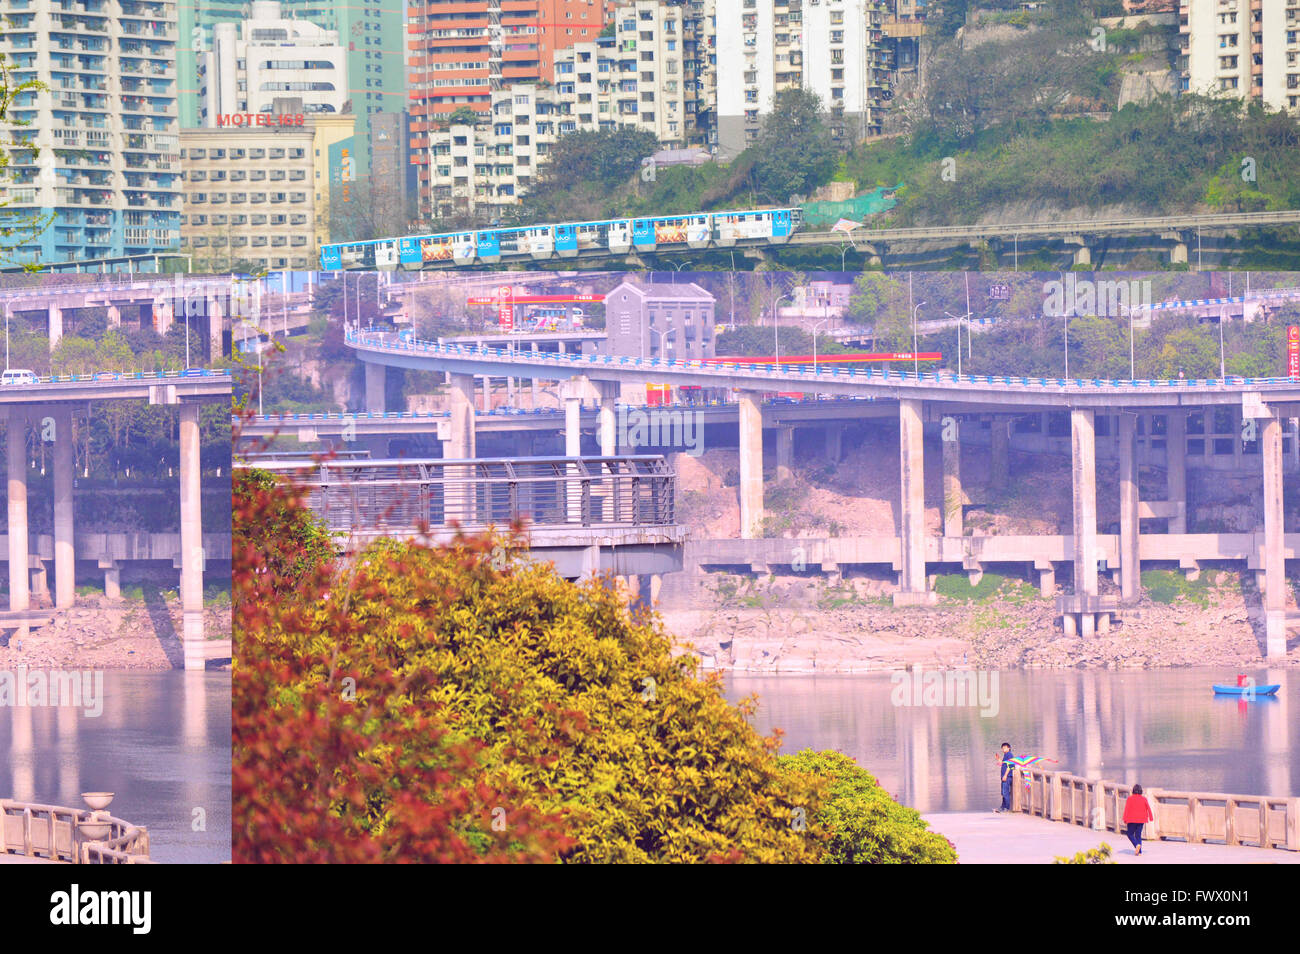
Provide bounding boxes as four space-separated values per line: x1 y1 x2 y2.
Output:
318 207 802 271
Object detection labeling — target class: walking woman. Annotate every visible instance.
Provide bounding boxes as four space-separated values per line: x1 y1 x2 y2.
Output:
1123 784 1155 855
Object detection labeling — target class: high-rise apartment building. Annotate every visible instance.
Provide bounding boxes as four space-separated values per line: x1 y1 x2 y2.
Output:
180 0 404 177
714 0 889 156
0 0 181 266
200 1 348 123
407 0 616 201
1179 0 1300 114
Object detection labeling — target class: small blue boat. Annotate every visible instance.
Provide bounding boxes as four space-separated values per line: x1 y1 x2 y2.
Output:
1212 684 1281 696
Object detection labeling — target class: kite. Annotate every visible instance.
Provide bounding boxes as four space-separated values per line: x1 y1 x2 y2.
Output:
1005 756 1059 786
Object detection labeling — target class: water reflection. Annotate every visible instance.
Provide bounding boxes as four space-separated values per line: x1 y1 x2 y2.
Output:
1 671 230 863
724 668 1296 813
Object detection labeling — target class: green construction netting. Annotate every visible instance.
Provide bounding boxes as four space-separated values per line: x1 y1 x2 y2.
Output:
800 183 901 227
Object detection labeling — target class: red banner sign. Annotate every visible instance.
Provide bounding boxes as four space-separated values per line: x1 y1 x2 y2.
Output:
707 352 943 365
468 293 602 305
1289 325 1299 380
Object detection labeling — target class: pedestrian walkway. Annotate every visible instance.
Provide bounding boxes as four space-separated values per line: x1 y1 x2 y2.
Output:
923 812 1300 864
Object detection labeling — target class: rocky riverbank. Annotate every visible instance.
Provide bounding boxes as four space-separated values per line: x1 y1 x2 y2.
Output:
660 570 1299 672
0 591 231 671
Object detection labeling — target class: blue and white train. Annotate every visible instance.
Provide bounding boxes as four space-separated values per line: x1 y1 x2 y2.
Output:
318 207 802 271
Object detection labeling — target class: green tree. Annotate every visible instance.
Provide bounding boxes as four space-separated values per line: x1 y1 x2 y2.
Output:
0 52 52 269
520 127 658 222
748 88 837 203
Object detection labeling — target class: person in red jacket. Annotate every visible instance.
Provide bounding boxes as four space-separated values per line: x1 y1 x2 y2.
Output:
1123 784 1155 855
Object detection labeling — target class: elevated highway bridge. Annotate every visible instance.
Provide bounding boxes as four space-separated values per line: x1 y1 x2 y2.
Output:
341 329 1300 657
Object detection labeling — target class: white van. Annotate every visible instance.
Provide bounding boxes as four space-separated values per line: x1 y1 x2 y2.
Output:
0 369 38 387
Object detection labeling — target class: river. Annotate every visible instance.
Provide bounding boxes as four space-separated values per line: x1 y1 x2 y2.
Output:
1 671 231 864
724 667 1296 813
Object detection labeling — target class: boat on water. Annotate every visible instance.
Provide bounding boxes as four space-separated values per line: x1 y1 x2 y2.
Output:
1211 684 1281 697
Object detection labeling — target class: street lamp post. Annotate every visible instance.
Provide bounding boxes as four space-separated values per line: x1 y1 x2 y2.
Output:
911 300 926 375
944 311 972 376
1219 305 1227 380
774 294 790 367
810 317 829 375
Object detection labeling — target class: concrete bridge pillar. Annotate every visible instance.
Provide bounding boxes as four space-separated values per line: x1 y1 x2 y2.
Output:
48 305 63 351
1261 413 1287 658
1168 239 1189 265
106 303 122 328
6 409 29 614
364 362 386 413
179 402 205 672
1068 239 1091 268
597 381 618 457
53 407 75 609
776 426 794 481
207 298 224 363
1118 412 1140 603
990 417 1010 490
101 559 121 600
1167 411 1187 533
738 390 764 539
942 417 963 538
1071 408 1099 630
563 381 582 457
447 373 477 460
1037 562 1056 599
894 398 931 605
824 425 842 462
481 375 491 413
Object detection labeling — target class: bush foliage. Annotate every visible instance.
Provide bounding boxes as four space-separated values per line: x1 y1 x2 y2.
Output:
233 467 957 863
778 750 957 864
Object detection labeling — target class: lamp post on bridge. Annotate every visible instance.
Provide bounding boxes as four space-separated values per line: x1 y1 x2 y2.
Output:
944 311 972 377
911 300 926 375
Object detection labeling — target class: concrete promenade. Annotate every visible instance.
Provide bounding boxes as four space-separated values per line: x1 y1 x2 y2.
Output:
924 812 1300 864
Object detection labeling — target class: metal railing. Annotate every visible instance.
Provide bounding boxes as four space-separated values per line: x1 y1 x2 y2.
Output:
347 328 1300 395
1 799 152 864
1015 768 1300 851
240 455 677 533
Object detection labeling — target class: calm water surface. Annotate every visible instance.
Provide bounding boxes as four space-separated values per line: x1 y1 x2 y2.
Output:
724 668 1297 814
1 671 230 864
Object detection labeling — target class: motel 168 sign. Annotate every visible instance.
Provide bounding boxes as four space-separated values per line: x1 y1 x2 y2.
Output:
1289 325 1299 380
216 113 306 127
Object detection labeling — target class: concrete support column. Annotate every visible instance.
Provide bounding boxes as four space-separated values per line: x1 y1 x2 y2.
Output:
942 417 962 538
48 305 63 351
1167 411 1187 533
106 303 122 328
564 386 582 457
53 407 75 609
1071 407 1099 619
897 398 927 598
179 403 205 671
990 417 1010 489
1262 413 1287 658
481 376 491 413
6 411 29 613
1038 564 1056 599
530 342 540 408
1118 413 1140 603
208 300 224 362
447 373 477 459
824 425 841 463
776 426 793 482
737 390 764 539
597 382 618 457
364 361 386 413
103 560 121 601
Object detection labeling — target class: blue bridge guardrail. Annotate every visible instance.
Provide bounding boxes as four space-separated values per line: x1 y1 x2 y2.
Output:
344 328 1300 393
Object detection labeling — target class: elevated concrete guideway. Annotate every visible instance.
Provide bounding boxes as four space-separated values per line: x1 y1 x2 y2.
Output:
1 370 232 670
346 330 1300 657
